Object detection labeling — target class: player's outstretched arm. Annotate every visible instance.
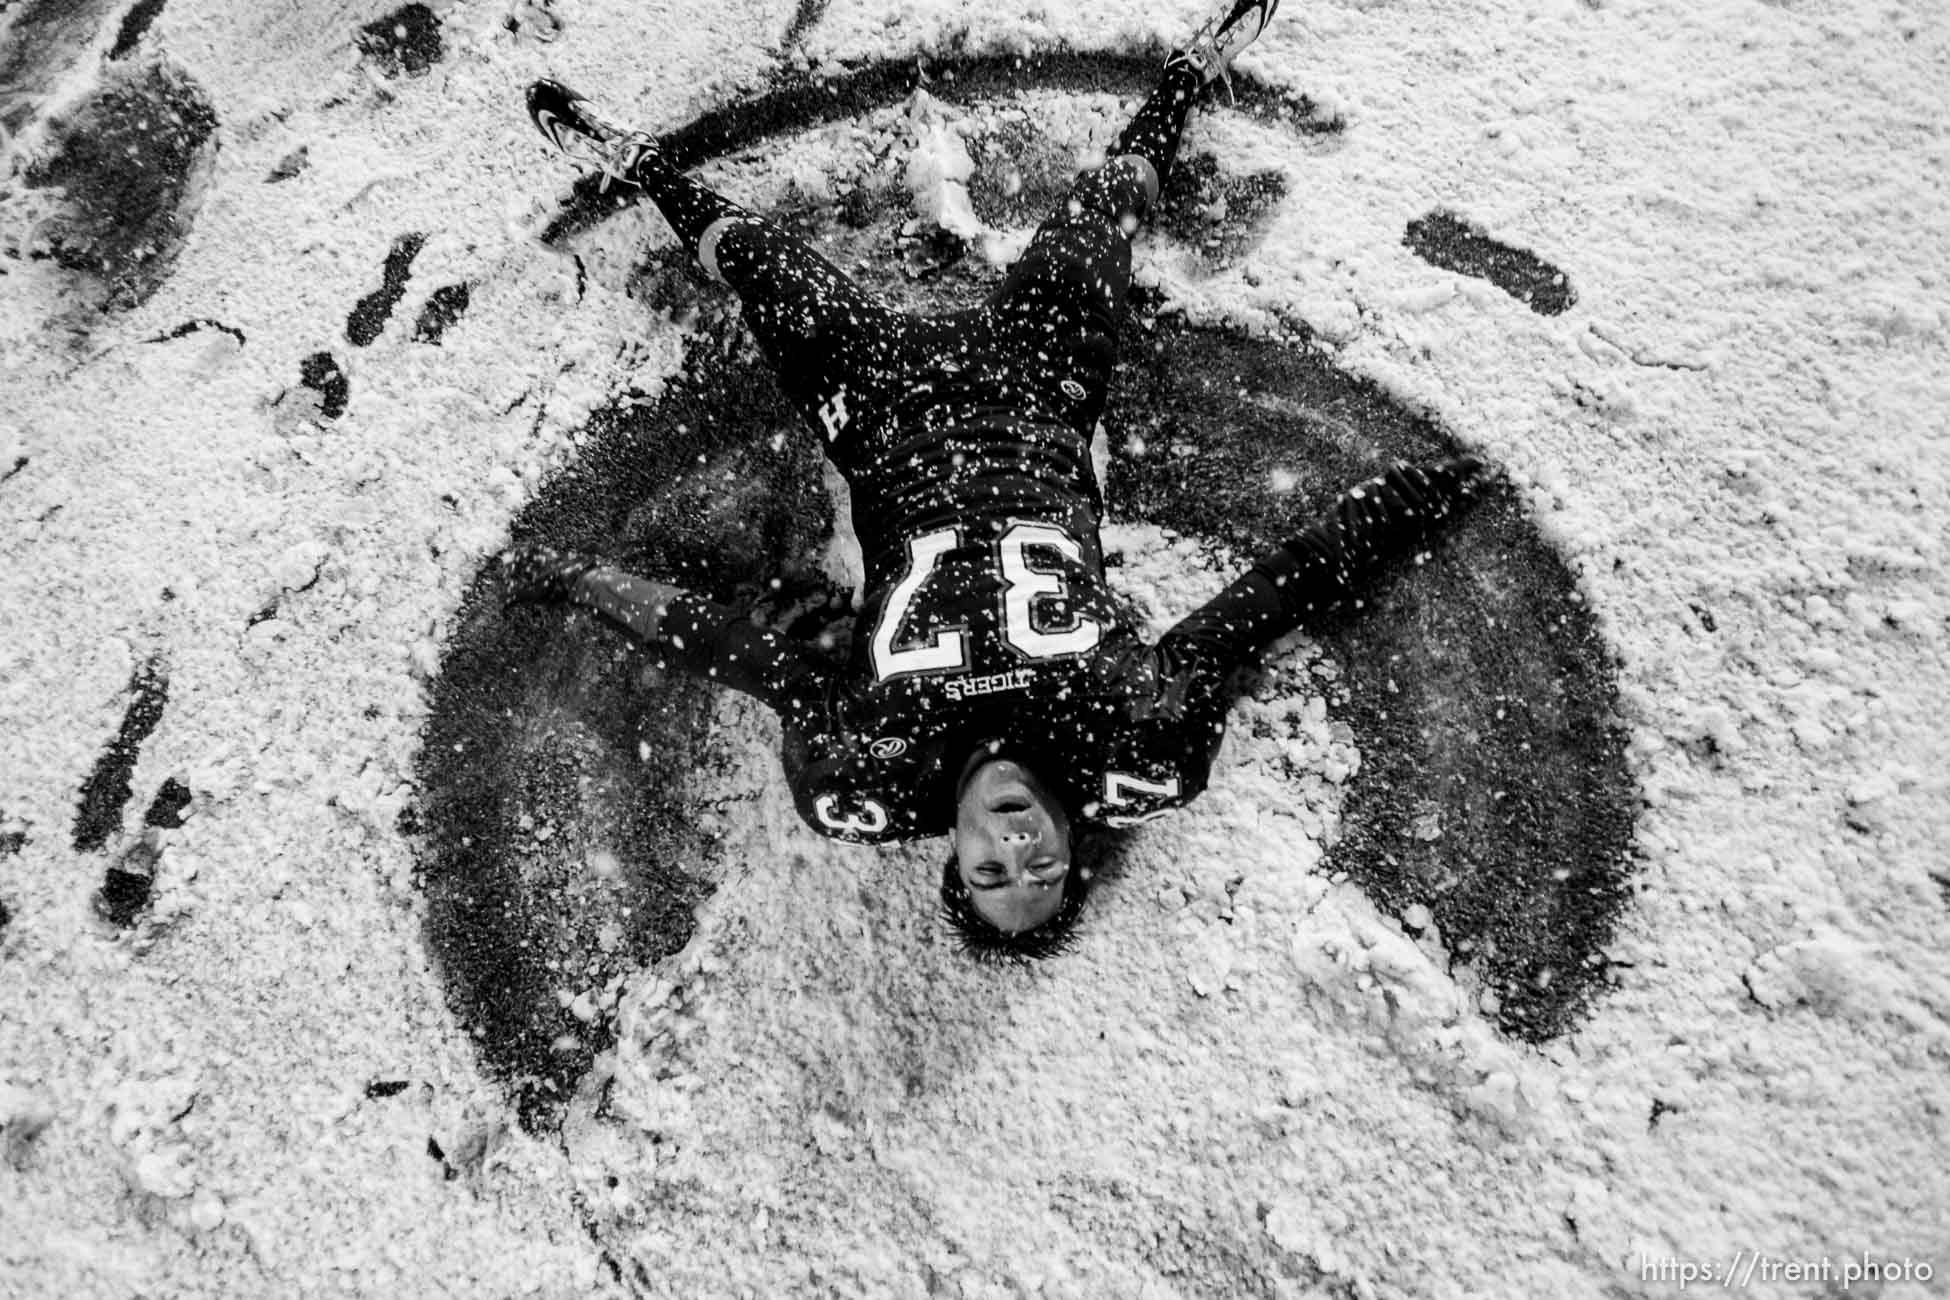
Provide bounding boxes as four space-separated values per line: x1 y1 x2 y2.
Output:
1161 456 1487 662
500 544 683 641
497 543 834 716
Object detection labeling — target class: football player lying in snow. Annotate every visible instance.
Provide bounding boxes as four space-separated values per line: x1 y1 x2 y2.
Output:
503 0 1485 958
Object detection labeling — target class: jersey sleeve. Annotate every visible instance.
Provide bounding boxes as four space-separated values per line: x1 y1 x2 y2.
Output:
571 567 833 723
1158 457 1484 668
1154 562 1304 667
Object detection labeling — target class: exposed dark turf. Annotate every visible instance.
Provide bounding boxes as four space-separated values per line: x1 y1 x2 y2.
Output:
541 51 1337 245
0 820 15 943
144 319 246 346
298 351 350 420
781 0 831 53
416 333 835 1128
72 657 170 854
0 0 124 136
21 59 217 309
357 4 445 78
266 147 310 183
143 777 192 829
1153 153 1290 270
95 838 159 928
1109 326 1634 1037
347 233 428 347
418 54 1629 1128
1405 209 1577 316
412 283 472 343
108 0 168 60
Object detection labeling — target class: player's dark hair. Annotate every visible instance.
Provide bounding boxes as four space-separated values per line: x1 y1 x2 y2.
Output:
937 827 1105 964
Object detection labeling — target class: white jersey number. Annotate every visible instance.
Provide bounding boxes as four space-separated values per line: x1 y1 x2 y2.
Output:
1100 771 1182 828
998 522 1102 660
869 530 970 681
813 793 890 838
869 522 1103 682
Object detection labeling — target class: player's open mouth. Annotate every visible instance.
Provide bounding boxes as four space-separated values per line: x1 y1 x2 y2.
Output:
990 795 1032 813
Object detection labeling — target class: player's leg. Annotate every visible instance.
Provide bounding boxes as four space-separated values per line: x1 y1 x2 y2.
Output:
691 201 904 455
527 81 903 454
1099 0 1283 207
1014 0 1281 270
984 0 1280 423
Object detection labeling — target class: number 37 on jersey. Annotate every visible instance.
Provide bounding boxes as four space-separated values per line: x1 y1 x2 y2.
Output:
868 521 1102 681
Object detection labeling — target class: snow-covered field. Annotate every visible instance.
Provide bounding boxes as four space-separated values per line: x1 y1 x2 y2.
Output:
3 0 1947 1295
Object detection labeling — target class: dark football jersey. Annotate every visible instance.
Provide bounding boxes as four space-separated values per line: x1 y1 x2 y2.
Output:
593 416 1291 842
572 408 1474 844
642 551 1244 843
836 352 1107 583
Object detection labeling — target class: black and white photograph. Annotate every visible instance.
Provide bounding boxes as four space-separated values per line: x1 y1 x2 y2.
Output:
2 0 1944 1294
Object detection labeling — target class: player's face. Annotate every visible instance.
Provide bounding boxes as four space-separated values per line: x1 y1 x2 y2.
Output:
952 758 1073 934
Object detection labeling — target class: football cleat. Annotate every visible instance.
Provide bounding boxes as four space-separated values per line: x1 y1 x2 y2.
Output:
1173 0 1281 98
526 78 661 191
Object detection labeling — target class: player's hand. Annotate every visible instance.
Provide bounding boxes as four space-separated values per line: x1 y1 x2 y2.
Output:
1360 454 1487 531
1295 454 1488 574
497 543 600 606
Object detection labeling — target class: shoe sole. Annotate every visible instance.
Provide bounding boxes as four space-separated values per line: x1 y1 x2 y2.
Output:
527 80 613 154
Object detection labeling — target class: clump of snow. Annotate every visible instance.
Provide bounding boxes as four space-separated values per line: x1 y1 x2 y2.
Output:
901 90 984 241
